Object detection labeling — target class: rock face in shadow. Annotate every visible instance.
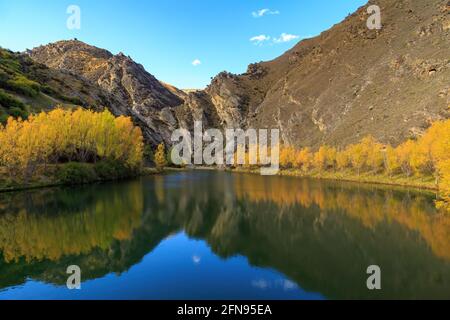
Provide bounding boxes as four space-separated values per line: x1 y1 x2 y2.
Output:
29 0 450 147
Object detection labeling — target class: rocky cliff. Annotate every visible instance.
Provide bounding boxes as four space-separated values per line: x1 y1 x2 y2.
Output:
29 40 184 145
27 0 450 148
178 0 450 147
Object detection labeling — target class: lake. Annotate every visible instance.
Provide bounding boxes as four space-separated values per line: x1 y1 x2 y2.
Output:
0 170 449 300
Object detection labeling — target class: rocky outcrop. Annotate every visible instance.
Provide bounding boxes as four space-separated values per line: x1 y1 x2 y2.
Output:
28 0 449 148
184 0 449 148
29 40 183 145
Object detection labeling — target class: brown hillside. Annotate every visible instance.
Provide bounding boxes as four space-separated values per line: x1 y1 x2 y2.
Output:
27 0 449 148
178 0 449 148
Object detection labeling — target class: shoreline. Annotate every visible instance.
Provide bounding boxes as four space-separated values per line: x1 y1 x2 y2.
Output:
190 166 439 193
0 165 439 195
229 167 439 192
0 167 159 194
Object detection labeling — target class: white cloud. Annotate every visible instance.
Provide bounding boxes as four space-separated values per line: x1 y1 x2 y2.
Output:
250 34 271 46
273 33 300 43
252 8 280 18
192 59 201 66
250 33 302 47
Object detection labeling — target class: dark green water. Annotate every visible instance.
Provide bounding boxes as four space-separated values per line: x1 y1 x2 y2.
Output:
0 171 449 300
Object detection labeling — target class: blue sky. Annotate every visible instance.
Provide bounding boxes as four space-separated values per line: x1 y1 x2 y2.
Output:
0 0 367 89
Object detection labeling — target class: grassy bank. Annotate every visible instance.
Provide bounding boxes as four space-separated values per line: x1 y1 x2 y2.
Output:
0 163 158 193
0 163 439 196
230 167 438 192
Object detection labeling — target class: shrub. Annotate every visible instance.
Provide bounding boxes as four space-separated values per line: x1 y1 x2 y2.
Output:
8 107 28 119
94 160 136 180
0 89 27 110
0 113 8 125
0 50 21 73
144 145 154 163
6 75 41 97
0 69 9 84
41 85 57 96
57 162 97 185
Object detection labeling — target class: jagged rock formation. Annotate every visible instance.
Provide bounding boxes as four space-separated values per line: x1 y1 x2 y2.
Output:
29 40 184 145
28 0 449 148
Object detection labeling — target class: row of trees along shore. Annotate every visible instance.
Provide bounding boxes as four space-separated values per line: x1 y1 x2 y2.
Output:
0 108 144 184
230 119 450 210
0 107 449 210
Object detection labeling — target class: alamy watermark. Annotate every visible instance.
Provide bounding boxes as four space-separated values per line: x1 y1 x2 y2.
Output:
171 122 280 175
367 5 382 30
366 265 381 290
67 5 81 30
66 265 81 290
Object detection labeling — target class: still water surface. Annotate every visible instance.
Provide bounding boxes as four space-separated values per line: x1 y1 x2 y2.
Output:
0 171 449 299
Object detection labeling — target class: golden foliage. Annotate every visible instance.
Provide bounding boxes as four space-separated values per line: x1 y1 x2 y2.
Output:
427 120 450 205
0 108 144 182
154 143 168 171
233 174 450 260
0 181 143 263
280 145 297 169
233 120 450 209
294 147 313 171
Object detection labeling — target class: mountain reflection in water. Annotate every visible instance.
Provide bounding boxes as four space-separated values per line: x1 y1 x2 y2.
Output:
0 171 448 299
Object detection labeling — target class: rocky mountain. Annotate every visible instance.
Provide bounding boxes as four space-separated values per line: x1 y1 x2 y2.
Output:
26 0 449 148
0 47 123 123
178 0 450 147
29 40 184 145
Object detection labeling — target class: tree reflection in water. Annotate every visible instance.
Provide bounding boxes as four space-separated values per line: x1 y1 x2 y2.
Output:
0 171 449 299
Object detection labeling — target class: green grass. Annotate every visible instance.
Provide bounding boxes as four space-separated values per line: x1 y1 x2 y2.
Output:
0 48 86 118
0 163 159 193
0 89 29 123
232 167 438 191
5 75 41 97
56 162 98 185
0 50 21 74
0 89 27 109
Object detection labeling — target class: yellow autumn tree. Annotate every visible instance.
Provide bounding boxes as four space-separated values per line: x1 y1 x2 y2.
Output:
326 146 337 171
336 148 350 170
221 120 450 210
0 117 23 179
347 143 366 175
154 143 168 171
384 145 400 176
0 108 144 182
364 136 384 172
395 140 415 177
427 119 450 206
414 120 446 178
313 146 328 172
280 145 297 169
294 147 312 171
